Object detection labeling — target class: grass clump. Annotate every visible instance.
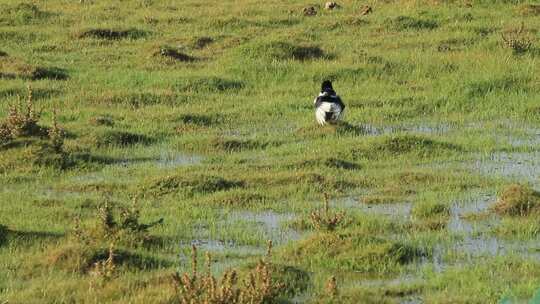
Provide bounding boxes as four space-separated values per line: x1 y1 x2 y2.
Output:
179 77 244 92
212 138 270 152
145 174 243 197
493 184 540 217
89 115 114 127
412 200 449 219
385 16 438 31
516 4 540 16
284 232 420 273
155 45 196 62
412 198 450 230
90 129 151 147
240 41 329 61
0 224 7 246
173 242 285 304
0 56 68 80
373 135 457 156
0 3 50 26
76 28 147 40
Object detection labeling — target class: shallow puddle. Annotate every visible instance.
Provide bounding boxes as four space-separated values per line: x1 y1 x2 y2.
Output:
226 210 302 245
448 193 540 260
448 194 495 235
156 151 202 168
355 123 453 136
183 210 302 257
333 196 412 220
180 239 262 255
348 274 418 288
473 152 540 186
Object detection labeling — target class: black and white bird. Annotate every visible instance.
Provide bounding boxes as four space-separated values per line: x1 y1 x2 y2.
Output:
314 80 345 125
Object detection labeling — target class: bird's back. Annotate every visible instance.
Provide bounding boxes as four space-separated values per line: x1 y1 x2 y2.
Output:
315 97 344 125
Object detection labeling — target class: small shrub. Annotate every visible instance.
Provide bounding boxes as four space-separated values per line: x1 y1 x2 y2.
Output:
24 141 70 169
0 123 12 145
89 243 116 280
172 241 284 304
501 22 534 54
5 86 46 137
493 184 540 216
310 194 347 231
93 200 164 245
48 107 65 153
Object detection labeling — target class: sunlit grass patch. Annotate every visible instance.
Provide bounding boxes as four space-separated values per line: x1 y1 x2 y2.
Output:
143 173 243 197
283 232 422 273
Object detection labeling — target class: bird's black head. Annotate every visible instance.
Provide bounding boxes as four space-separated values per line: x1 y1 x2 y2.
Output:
321 80 334 93
321 80 333 91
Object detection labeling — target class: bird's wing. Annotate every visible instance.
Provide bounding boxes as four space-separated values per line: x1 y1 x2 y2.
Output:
316 106 327 125
329 103 343 118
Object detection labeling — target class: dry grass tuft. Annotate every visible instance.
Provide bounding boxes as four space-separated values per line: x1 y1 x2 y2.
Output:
501 22 534 54
326 275 338 297
516 4 540 16
493 184 540 216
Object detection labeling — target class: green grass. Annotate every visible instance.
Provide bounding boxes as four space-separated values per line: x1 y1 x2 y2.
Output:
1 0 540 303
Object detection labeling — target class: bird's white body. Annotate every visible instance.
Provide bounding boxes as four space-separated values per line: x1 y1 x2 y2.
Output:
313 92 345 125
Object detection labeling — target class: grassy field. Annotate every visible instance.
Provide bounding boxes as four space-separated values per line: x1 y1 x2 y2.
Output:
1 0 540 303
